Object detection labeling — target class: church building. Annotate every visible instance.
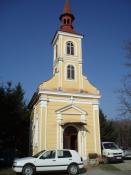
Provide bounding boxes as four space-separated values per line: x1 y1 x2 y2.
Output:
29 0 101 158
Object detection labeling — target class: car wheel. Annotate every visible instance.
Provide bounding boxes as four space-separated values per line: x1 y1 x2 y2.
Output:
22 165 35 175
120 158 124 163
68 164 79 175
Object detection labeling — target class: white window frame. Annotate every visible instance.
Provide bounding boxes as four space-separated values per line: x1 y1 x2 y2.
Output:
66 41 74 55
66 64 75 80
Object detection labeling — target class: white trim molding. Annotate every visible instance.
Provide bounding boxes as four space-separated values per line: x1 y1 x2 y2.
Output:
48 97 99 105
39 90 101 99
39 96 48 150
56 113 62 149
56 104 87 115
52 31 83 47
34 114 39 147
93 105 99 153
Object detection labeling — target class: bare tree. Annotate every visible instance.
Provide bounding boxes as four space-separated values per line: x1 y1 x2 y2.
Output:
119 42 131 118
114 119 131 147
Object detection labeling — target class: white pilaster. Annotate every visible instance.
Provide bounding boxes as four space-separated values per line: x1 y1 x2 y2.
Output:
56 113 62 149
58 58 63 89
93 105 99 153
97 107 101 155
39 96 48 150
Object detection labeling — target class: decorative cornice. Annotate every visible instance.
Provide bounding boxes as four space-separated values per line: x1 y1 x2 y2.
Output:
55 104 87 115
52 31 83 46
38 89 101 99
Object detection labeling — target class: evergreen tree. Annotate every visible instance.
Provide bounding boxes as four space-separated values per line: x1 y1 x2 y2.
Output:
99 109 118 142
0 82 29 159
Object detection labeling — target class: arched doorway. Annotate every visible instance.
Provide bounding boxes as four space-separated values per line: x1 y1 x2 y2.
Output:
63 126 78 151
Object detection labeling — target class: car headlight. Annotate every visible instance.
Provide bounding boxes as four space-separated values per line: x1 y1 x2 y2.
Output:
13 161 20 166
108 153 113 156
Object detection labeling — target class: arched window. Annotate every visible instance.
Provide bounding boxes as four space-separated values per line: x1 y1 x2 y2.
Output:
64 19 66 24
67 65 75 80
66 41 74 55
67 19 70 24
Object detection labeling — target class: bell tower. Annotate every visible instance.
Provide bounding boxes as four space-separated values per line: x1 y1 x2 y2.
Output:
52 0 84 91
59 0 75 33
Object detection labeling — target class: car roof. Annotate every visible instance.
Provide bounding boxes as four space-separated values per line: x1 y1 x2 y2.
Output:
102 142 114 144
45 149 75 151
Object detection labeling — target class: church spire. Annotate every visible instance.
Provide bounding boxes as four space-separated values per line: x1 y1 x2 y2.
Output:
59 0 75 33
64 0 71 13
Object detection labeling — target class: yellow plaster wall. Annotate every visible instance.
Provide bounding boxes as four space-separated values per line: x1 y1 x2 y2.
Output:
62 114 81 123
39 73 99 95
46 102 60 149
39 74 59 91
83 76 99 94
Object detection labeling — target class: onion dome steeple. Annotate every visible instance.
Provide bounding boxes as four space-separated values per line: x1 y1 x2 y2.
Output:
59 0 75 33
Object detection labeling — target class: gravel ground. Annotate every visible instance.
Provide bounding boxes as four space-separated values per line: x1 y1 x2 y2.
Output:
0 160 131 175
111 160 131 171
86 167 131 175
82 160 131 175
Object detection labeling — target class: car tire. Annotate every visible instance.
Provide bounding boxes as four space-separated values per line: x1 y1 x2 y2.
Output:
22 165 35 175
68 164 79 175
120 158 124 163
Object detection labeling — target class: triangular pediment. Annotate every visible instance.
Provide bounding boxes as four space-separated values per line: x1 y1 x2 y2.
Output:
55 104 87 115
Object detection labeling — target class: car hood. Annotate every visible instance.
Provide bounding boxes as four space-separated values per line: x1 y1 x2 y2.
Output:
105 149 123 153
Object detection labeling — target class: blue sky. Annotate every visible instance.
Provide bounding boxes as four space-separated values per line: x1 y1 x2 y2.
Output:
0 0 131 119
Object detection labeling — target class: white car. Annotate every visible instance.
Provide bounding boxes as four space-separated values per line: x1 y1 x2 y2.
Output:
12 149 84 175
123 148 131 159
101 142 124 163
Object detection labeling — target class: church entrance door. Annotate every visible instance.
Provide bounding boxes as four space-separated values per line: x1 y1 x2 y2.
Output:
63 126 78 151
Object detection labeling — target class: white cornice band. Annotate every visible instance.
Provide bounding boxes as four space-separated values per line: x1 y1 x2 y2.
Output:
38 90 101 99
52 31 83 46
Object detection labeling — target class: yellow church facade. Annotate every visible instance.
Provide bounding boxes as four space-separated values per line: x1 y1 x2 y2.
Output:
29 1 101 158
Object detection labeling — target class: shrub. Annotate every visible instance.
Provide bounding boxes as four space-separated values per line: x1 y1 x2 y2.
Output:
88 153 98 159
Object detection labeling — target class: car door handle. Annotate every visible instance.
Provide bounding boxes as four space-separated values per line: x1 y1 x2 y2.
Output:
52 160 56 161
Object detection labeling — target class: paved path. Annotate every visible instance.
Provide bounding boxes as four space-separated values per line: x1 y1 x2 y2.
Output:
111 160 131 171
84 167 131 175
40 160 131 175
80 160 131 175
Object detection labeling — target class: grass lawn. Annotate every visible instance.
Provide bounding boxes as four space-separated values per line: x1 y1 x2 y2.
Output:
0 167 15 175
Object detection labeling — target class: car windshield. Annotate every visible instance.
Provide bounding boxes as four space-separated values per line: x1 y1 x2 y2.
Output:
33 150 45 158
103 143 119 150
